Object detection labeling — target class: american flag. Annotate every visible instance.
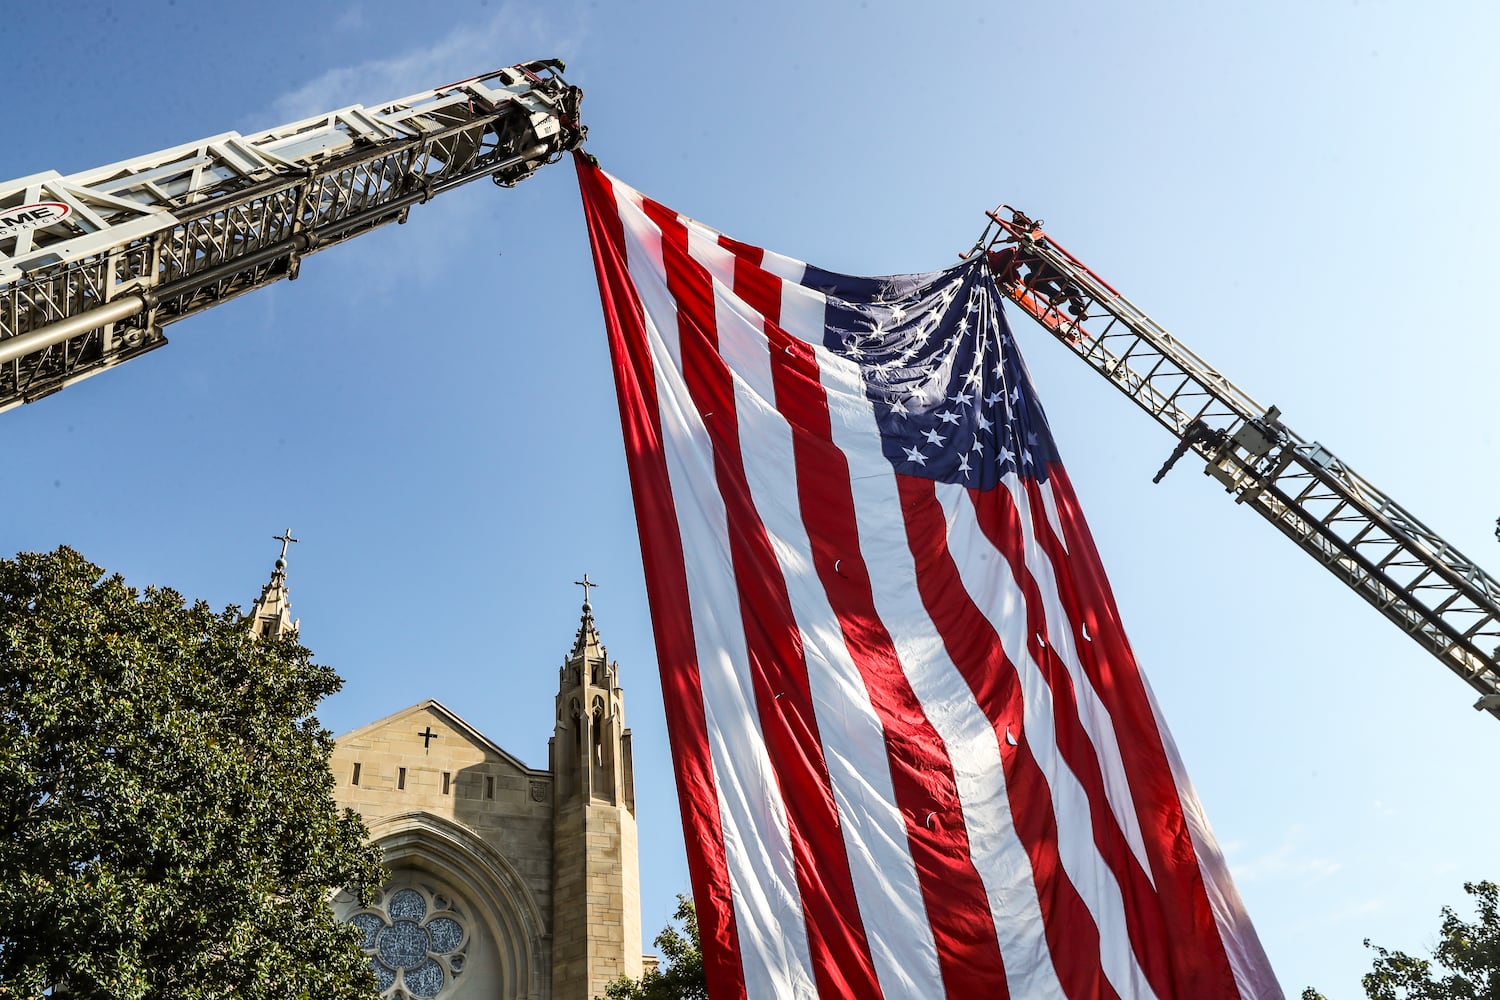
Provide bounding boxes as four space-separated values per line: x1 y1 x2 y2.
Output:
576 153 1282 1000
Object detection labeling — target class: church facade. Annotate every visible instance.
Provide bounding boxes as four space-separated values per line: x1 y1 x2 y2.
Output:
252 552 644 1000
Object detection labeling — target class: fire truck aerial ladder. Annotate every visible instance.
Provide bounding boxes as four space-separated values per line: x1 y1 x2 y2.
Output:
0 58 582 411
973 209 1500 722
1 62 1494 723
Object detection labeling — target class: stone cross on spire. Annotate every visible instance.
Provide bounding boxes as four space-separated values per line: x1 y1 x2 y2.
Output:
273 528 299 565
251 530 300 639
569 574 606 661
575 573 599 608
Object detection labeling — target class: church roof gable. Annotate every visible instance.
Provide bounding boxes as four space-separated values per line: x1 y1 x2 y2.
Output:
334 699 541 776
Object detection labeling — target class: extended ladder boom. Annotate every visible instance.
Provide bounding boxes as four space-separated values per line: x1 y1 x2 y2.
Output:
0 59 583 411
975 208 1500 721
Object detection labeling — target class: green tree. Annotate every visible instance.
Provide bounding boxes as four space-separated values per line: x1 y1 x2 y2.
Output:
604 895 707 1000
1303 881 1500 1000
0 547 385 998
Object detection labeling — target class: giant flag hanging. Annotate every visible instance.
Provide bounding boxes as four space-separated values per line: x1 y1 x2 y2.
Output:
576 153 1282 1000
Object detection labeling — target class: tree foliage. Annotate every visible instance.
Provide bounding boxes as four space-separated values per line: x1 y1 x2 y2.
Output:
604 895 706 1000
1303 881 1500 1000
0 547 385 998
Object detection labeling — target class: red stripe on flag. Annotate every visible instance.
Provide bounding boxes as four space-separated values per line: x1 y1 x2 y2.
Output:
896 473 1121 1000
714 230 893 995
766 331 1012 998
1026 467 1244 996
968 477 1181 997
573 154 749 1000
638 196 885 997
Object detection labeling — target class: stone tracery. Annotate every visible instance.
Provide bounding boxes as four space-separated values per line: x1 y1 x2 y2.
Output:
344 883 468 999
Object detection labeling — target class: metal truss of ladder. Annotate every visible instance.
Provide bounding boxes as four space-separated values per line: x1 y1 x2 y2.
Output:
0 59 584 412
974 207 1500 721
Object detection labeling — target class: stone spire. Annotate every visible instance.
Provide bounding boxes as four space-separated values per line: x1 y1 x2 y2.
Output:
549 576 641 997
249 529 300 639
569 573 608 666
552 572 633 816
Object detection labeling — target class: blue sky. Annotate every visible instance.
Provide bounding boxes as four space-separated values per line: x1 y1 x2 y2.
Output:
5 1 1498 994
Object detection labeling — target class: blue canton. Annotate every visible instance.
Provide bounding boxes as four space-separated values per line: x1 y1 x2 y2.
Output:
809 257 1059 488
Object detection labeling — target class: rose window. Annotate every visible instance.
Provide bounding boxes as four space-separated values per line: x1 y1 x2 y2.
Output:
344 884 468 998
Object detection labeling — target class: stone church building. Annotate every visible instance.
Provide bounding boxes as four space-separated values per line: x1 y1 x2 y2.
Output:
250 549 644 1000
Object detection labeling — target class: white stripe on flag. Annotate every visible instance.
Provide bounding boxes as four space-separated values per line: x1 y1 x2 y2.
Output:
1004 475 1154 881
819 359 1071 1000
692 252 946 995
1138 669 1284 1000
616 188 818 999
939 477 1161 1000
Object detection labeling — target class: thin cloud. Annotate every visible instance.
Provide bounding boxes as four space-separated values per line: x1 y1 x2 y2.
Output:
1326 898 1386 923
261 4 581 126
333 8 367 34
1230 827 1343 884
243 3 587 297
1286 896 1387 936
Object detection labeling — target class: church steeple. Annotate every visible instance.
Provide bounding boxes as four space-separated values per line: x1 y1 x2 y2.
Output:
549 576 642 997
249 529 300 639
553 575 629 805
566 574 616 692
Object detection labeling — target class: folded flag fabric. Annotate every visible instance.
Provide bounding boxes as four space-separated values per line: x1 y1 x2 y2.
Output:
576 152 1281 1000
